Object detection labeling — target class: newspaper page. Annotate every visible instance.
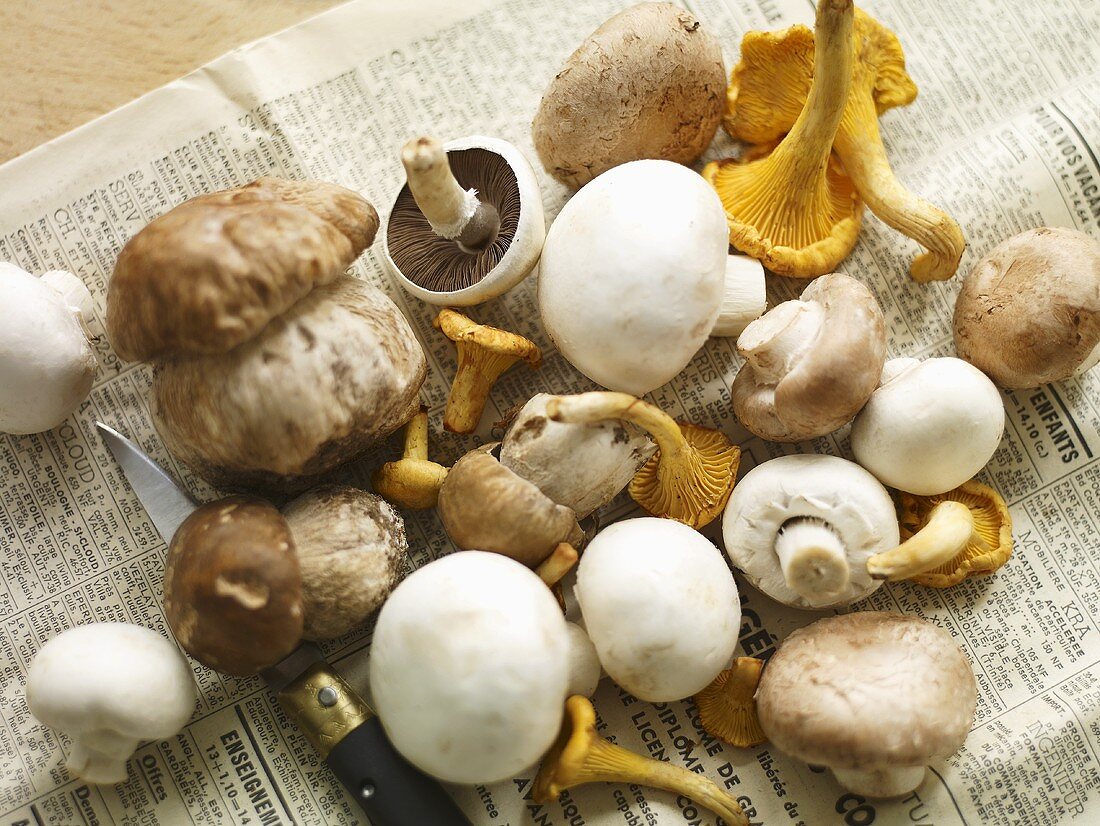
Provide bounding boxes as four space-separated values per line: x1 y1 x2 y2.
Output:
1 0 1099 823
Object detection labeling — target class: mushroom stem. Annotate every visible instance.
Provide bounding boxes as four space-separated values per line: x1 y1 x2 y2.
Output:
867 501 974 581
536 543 579 588
774 518 851 603
371 408 449 510
546 392 689 465
402 406 430 461
401 136 500 253
66 734 134 785
831 765 927 798
711 255 767 338
42 270 95 323
737 300 824 385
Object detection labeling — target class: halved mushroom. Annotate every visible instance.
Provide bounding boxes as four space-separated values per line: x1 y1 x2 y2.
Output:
371 408 448 510
694 657 766 748
733 273 886 442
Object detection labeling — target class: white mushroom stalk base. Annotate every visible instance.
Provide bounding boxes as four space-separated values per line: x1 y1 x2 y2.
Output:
66 729 141 785
738 300 824 385
774 518 850 605
831 765 927 798
711 255 767 338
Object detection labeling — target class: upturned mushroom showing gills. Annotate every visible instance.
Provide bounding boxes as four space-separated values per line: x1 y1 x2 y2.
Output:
370 551 570 784
383 135 545 305
756 612 977 797
733 273 886 442
702 0 862 277
27 623 196 784
722 454 899 608
371 408 448 510
694 657 767 748
434 309 541 434
724 10 964 281
534 696 748 826
547 392 739 530
0 263 97 435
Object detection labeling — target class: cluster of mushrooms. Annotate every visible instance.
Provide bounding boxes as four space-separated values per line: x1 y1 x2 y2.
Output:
8 0 1100 820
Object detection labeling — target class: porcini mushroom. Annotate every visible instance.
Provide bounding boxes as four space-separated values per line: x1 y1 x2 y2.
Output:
733 273 886 442
500 393 655 518
724 10 964 281
0 263 97 435
756 612 977 797
575 518 740 701
953 227 1100 387
547 392 739 530
281 485 408 640
383 135 545 304
164 496 303 675
702 0 862 277
534 696 749 826
437 444 584 567
434 309 541 434
694 657 766 748
850 357 1005 495
722 455 898 608
370 551 570 784
27 623 196 784
371 408 448 510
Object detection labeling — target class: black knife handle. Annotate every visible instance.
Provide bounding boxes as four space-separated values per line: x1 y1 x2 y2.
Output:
328 716 472 826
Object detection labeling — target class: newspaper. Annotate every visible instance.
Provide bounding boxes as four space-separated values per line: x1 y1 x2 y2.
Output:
1 0 1099 823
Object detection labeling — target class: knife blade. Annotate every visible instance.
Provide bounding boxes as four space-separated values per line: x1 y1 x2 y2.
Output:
95 422 470 826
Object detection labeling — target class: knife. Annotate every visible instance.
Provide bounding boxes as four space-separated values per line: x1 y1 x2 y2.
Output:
96 422 471 826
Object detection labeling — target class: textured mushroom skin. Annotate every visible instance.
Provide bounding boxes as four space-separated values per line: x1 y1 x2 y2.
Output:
281 485 408 640
953 227 1100 388
153 276 426 494
756 612 976 770
532 3 726 188
107 178 378 361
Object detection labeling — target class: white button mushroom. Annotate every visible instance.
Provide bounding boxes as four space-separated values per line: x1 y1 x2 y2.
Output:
0 263 96 435
369 551 570 784
850 357 1005 495
564 622 602 698
27 623 196 784
575 517 740 701
722 455 899 608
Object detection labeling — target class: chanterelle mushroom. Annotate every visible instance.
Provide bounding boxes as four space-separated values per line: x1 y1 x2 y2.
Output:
27 623 196 784
722 455 898 608
953 227 1100 388
0 263 97 435
702 0 862 277
724 9 964 281
695 657 767 748
756 612 977 797
733 273 886 442
384 135 544 304
371 408 448 510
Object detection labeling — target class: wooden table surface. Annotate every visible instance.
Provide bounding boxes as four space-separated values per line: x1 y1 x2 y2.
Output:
0 0 344 164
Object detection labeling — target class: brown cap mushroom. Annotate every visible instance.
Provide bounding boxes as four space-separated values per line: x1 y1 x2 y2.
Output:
371 408 449 510
756 611 976 798
281 485 409 640
733 273 886 442
164 497 303 675
953 227 1100 388
437 444 584 567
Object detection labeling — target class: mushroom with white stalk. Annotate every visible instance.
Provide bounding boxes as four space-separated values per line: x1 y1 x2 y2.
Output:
0 263 97 435
850 357 1005 495
27 623 196 784
383 135 545 305
756 612 977 797
538 160 767 396
722 454 899 608
369 551 570 784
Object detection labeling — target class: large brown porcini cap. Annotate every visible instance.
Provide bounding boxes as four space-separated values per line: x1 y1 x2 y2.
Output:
107 178 378 362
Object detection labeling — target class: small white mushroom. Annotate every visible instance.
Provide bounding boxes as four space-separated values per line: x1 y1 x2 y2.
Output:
850 357 1006 495
27 623 196 784
722 455 898 608
564 621 602 698
575 517 740 701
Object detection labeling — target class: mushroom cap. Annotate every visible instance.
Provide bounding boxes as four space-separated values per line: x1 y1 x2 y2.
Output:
434 308 542 363
564 621 603 698
281 485 408 640
164 497 303 675
107 178 378 361
756 612 976 770
575 517 740 701
500 393 655 518
953 227 1100 388
437 444 584 567
538 160 728 395
722 454 898 608
733 273 886 442
370 550 570 784
851 357 1005 495
152 275 426 494
0 264 96 435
